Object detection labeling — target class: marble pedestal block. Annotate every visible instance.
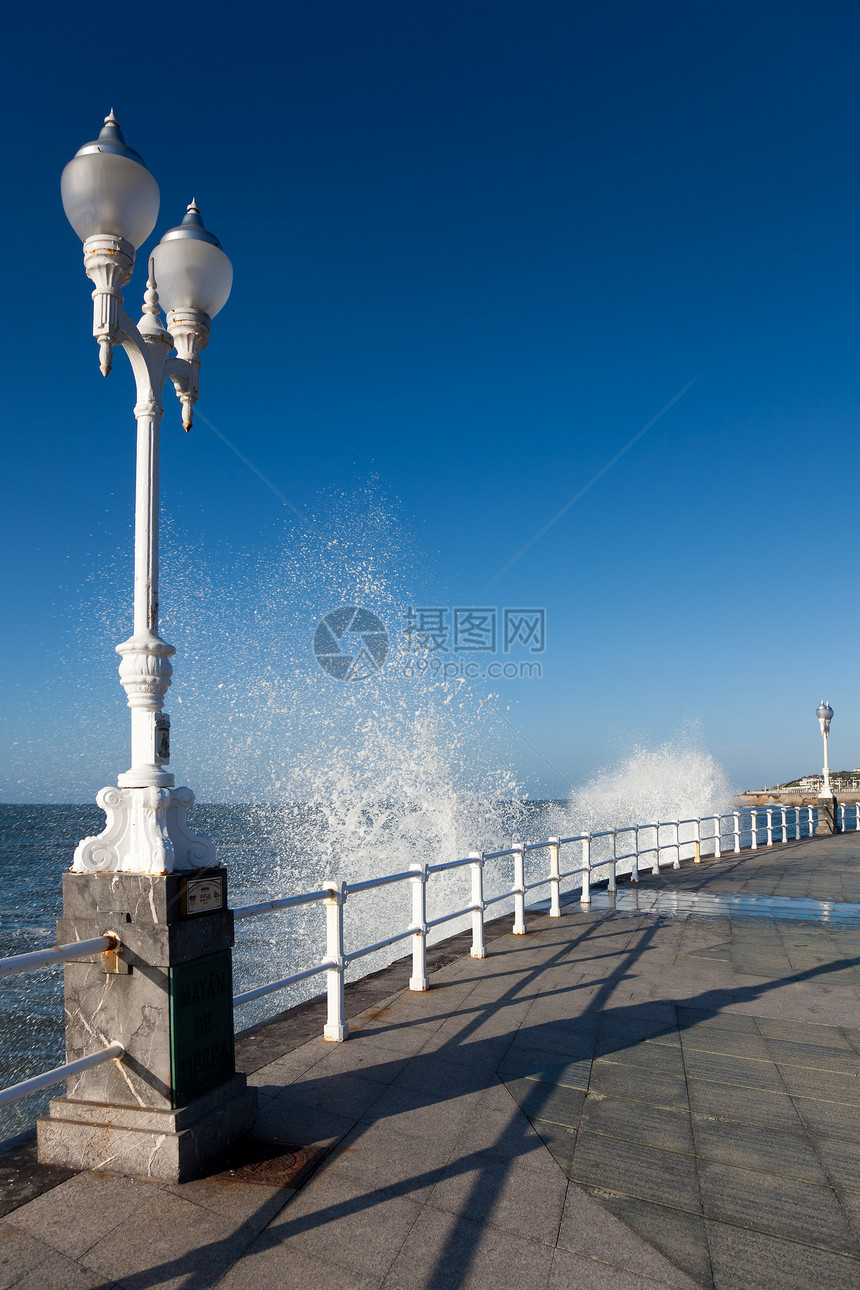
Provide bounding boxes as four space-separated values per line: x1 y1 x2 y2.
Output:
37 870 257 1182
816 793 839 835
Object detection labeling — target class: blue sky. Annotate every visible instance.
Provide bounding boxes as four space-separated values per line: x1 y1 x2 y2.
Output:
2 1 859 802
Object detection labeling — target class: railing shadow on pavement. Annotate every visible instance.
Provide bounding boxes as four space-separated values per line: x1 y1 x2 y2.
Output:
75 908 860 1290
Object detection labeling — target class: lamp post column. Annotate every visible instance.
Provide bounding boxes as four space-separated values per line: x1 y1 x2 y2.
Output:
119 389 175 790
816 700 838 835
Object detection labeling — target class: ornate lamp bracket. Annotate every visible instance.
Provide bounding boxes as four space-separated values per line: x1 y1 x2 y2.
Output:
167 309 210 431
83 235 135 376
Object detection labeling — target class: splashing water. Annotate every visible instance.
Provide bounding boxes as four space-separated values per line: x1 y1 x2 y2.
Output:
158 485 530 999
51 483 737 1031
158 482 527 869
565 736 734 834
534 734 736 876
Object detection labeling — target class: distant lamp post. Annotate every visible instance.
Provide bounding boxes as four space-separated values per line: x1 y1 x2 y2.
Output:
817 701 833 792
815 700 838 835
62 111 232 873
38 113 255 1183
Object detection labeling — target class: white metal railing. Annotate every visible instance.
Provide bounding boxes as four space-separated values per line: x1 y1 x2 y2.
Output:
231 801 860 1041
0 1045 124 1110
2 801 857 1108
0 934 117 980
0 932 122 1109
838 803 860 833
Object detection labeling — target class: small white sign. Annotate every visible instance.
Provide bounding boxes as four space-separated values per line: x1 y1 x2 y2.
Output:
182 878 224 916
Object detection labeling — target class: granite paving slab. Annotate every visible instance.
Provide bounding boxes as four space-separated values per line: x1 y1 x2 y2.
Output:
583 1190 713 1288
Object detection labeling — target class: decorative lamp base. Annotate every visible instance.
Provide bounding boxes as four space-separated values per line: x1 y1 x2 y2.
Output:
38 1075 256 1183
37 869 256 1181
816 792 839 835
73 785 216 874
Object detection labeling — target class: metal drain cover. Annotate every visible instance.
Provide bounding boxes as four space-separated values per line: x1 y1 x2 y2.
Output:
217 1140 326 1188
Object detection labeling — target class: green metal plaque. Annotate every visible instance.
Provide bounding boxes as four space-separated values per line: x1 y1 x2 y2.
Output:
168 950 235 1107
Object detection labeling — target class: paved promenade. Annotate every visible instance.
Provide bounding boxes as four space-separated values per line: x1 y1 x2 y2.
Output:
2 833 860 1288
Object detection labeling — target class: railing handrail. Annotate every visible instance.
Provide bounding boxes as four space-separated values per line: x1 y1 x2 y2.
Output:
427 856 474 874
347 870 414 895
0 1043 124 1111
232 961 331 1006
233 889 331 920
0 934 117 980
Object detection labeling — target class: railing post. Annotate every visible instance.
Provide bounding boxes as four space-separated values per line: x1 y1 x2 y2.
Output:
694 817 701 863
548 838 561 917
780 806 786 842
469 852 486 958
714 815 721 860
581 834 591 904
513 843 526 935
673 821 681 869
856 802 860 832
631 825 639 882
652 822 660 875
608 831 617 893
750 808 758 849
809 805 814 836
766 808 773 846
323 880 348 1041
409 862 429 991
733 811 741 854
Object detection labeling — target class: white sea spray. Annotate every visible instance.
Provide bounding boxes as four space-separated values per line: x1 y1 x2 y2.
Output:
56 484 737 1027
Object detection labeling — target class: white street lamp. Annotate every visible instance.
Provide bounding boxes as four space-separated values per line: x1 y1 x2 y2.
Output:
817 700 834 794
39 119 255 1184
63 111 231 874
815 699 838 835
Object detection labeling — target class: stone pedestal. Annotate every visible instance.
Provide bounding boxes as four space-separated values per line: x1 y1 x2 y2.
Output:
37 870 257 1181
816 792 839 835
